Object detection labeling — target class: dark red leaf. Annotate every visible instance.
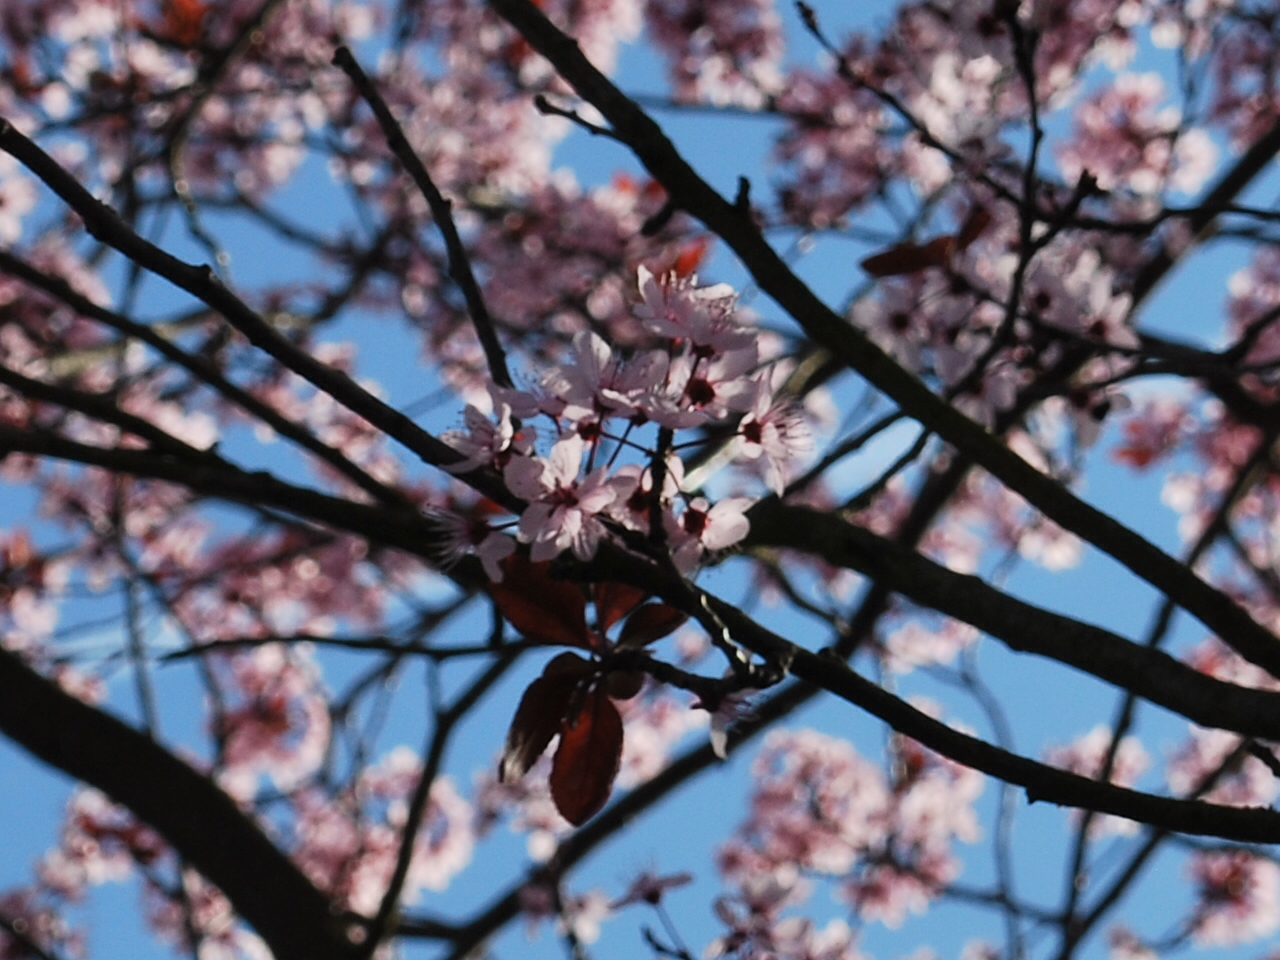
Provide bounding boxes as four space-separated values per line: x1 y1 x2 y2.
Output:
860 236 954 277
550 687 624 826
489 554 590 647
955 206 993 251
499 652 593 783
161 0 208 47
673 236 711 277
617 603 689 649
593 581 647 634
918 235 955 268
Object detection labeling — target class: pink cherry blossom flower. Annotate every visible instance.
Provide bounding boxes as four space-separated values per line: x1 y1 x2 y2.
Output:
636 265 754 353
615 687 705 786
217 644 330 795
665 496 752 573
474 753 571 861
645 0 784 107
428 509 517 582
541 330 670 427
1166 726 1279 808
844 859 940 928
607 455 686 533
731 386 813 495
0 155 37 245
883 620 978 674
1188 850 1280 945
665 346 760 425
292 750 473 915
0 887 82 960
39 788 165 899
504 435 636 562
443 401 535 474
541 329 617 414
143 869 272 960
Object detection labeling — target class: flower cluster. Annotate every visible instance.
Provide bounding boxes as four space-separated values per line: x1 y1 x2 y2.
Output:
715 726 983 941
440 266 812 579
1187 850 1280 946
214 644 331 799
292 748 475 915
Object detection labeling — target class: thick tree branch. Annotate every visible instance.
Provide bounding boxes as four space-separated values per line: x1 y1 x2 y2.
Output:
721 607 1280 843
0 248 411 507
747 501 1280 740
0 648 363 960
0 426 468 578
571 545 1280 842
0 119 510 505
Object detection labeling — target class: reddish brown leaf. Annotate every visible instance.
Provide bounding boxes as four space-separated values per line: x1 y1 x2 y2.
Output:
593 581 647 634
499 652 593 783
489 554 590 647
541 650 595 679
673 236 711 277
617 603 689 649
160 0 208 47
550 687 624 826
920 235 956 267
860 235 953 277
955 206 993 251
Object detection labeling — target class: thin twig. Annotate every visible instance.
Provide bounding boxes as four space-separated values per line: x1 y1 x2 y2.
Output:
332 46 515 390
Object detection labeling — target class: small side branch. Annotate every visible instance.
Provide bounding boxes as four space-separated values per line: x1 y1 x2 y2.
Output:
333 46 515 390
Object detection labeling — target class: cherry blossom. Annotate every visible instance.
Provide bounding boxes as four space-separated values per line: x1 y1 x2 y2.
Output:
882 619 978 674
0 155 35 246
635 265 754 354
730 384 814 495
665 496 753 574
1188 850 1280 946
644 0 784 107
216 643 331 796
1057 72 1217 197
429 507 517 582
443 400 535 474
504 434 636 562
0 887 81 960
39 789 164 899
718 726 982 939
292 749 474 914
1166 726 1279 809
143 869 273 960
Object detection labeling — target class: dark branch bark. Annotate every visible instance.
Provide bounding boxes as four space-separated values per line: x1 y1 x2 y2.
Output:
0 648 363 960
332 46 515 391
748 501 1280 740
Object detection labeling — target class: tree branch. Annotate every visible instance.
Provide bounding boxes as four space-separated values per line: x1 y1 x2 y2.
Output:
481 0 1280 680
747 501 1280 740
0 648 363 960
